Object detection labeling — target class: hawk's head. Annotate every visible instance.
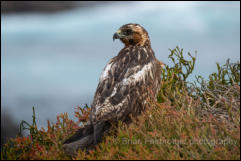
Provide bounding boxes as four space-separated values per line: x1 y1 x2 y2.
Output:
113 23 150 47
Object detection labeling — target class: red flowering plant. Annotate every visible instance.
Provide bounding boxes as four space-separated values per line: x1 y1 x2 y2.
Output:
1 46 240 160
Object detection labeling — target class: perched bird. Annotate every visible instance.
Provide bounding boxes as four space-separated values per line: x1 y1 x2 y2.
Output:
63 23 163 156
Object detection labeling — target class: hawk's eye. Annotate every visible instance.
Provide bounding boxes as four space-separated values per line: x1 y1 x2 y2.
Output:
123 29 132 35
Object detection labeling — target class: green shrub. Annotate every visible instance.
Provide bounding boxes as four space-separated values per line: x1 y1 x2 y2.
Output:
1 46 240 160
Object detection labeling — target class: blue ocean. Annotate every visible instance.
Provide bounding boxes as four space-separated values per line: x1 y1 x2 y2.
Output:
1 2 240 129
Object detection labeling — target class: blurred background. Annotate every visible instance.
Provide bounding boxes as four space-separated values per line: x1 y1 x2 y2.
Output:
1 1 240 146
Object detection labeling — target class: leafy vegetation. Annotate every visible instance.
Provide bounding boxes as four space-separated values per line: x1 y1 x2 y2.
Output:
1 46 240 160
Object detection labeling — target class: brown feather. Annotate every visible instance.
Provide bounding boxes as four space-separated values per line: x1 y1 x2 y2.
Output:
63 24 163 156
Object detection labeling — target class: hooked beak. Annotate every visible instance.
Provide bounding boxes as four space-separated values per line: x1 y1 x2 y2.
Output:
113 29 124 41
113 32 120 41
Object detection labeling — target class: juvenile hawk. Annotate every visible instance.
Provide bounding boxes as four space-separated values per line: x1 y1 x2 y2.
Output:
63 23 162 155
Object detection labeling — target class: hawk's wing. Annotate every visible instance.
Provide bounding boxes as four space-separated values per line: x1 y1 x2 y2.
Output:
90 47 159 123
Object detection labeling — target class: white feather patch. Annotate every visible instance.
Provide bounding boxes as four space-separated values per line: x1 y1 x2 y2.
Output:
138 51 141 60
143 48 147 53
110 87 117 97
100 62 113 81
122 62 153 86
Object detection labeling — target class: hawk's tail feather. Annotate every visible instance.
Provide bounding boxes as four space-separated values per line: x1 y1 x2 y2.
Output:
94 120 111 144
63 124 93 144
63 121 111 156
63 134 95 157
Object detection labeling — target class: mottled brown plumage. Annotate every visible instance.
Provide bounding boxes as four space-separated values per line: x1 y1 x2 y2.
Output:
63 23 163 156
91 23 161 124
